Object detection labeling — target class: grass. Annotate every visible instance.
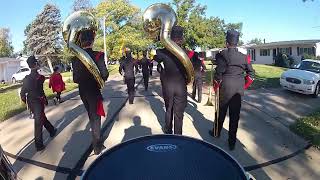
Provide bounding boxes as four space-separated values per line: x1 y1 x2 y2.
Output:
61 71 72 77
250 64 287 89
108 64 120 76
0 82 78 122
290 110 320 149
203 64 287 89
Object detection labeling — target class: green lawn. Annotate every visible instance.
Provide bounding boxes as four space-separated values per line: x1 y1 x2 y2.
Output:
290 110 320 149
61 71 72 77
0 82 78 122
203 64 287 89
108 64 120 76
251 64 287 89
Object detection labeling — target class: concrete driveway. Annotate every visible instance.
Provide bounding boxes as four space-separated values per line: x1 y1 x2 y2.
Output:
0 71 319 180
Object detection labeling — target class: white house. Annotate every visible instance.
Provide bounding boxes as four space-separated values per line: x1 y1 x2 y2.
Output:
0 58 21 82
247 39 320 64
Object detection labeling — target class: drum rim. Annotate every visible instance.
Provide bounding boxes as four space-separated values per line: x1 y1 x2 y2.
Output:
82 134 247 180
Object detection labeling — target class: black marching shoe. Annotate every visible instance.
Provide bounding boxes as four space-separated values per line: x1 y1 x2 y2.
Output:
208 130 220 138
228 141 236 151
94 144 106 155
36 145 45 152
50 128 57 137
162 128 173 134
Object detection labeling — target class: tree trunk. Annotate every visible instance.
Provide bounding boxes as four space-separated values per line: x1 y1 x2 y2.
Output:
46 57 54 73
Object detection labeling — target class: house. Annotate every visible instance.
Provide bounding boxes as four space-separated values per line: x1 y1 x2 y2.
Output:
247 39 320 64
0 58 21 82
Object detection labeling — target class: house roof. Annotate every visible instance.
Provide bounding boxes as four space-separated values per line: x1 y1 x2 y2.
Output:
250 39 320 48
0 57 21 64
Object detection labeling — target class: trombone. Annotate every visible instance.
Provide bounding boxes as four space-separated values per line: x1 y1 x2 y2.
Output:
206 63 219 137
205 63 214 106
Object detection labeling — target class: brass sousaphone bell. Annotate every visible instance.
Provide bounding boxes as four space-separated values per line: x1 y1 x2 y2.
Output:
143 3 194 84
62 11 105 89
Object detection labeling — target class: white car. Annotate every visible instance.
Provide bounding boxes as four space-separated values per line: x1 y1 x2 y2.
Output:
11 67 31 83
11 67 51 83
280 59 320 98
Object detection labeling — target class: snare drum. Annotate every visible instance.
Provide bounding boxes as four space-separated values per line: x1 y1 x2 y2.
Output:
82 135 253 180
0 146 17 180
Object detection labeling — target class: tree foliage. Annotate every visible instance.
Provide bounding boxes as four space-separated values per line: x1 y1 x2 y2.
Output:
22 23 32 54
171 0 243 50
0 28 14 57
248 38 263 45
94 0 152 60
25 4 62 71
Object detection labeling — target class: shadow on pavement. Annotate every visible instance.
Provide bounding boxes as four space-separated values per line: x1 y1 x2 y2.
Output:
121 116 152 143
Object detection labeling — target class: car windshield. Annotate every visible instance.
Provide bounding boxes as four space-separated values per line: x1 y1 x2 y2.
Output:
298 61 320 73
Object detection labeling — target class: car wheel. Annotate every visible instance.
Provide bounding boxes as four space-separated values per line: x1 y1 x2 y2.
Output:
312 82 320 98
12 78 16 84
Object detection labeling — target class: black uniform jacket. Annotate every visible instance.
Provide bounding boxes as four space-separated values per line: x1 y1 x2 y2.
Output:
154 48 188 85
214 48 255 104
20 70 46 104
71 48 109 97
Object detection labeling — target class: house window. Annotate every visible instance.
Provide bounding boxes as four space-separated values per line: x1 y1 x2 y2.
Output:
299 47 315 56
260 49 270 56
248 49 256 61
279 47 291 55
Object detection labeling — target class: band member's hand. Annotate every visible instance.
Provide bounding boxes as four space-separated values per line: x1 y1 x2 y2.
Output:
244 75 254 90
213 80 221 92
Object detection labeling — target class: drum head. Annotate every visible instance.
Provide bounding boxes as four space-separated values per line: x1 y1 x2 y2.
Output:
83 135 247 180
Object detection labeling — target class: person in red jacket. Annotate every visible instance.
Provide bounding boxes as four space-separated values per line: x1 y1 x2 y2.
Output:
49 66 65 104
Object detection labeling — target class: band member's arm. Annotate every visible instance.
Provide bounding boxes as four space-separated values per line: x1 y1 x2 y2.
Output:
96 53 109 81
20 78 28 103
119 61 124 75
214 53 227 81
38 75 46 97
245 55 255 79
244 55 255 89
71 58 81 84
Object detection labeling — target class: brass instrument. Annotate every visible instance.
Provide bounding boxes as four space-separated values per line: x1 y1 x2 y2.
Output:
143 3 194 84
205 64 214 106
62 11 105 89
213 86 220 137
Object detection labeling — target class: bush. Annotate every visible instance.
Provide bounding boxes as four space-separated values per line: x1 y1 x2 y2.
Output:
302 54 320 60
274 53 289 67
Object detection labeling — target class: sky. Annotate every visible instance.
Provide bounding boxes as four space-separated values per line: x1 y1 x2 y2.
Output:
0 0 319 52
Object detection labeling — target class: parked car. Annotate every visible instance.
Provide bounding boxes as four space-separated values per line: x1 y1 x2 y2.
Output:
11 67 51 83
280 59 320 98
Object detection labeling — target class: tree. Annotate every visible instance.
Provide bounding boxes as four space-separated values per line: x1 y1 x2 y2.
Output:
26 4 62 72
248 38 263 45
72 0 92 12
171 0 243 50
94 0 152 60
0 28 14 57
22 23 32 54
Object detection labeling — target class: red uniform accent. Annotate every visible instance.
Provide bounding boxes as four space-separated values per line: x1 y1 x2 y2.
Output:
213 80 221 92
95 52 104 61
244 75 254 90
49 73 66 93
96 99 105 117
188 50 195 59
246 55 251 64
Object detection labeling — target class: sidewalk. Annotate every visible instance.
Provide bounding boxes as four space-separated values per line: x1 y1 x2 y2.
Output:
0 72 319 180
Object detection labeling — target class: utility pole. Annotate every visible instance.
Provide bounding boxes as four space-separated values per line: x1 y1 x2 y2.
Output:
103 16 108 68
